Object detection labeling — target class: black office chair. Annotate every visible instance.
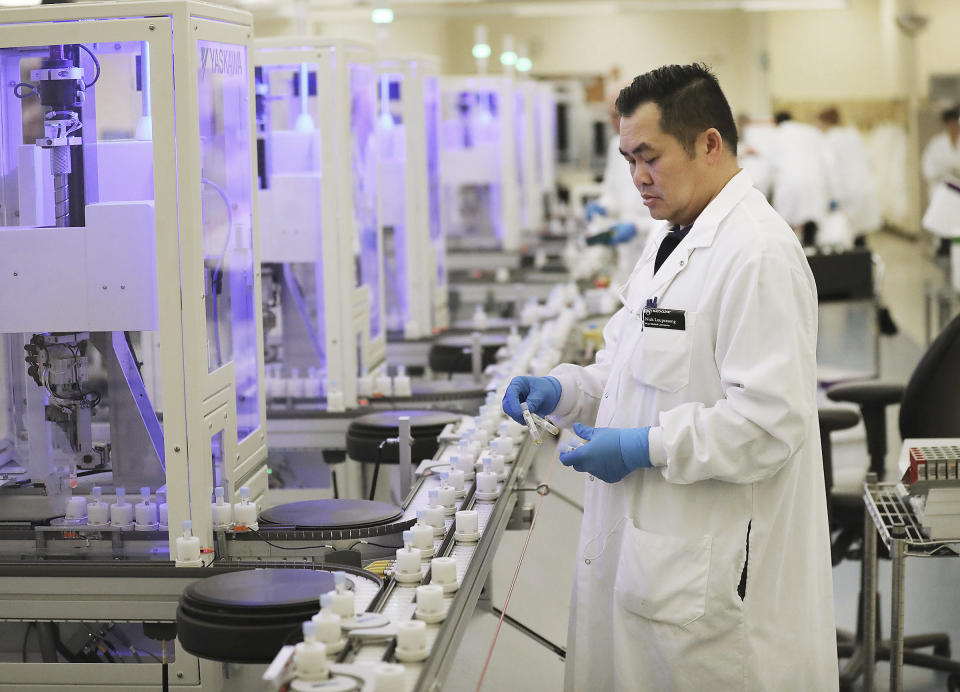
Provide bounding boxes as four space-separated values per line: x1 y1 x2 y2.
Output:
824 311 960 690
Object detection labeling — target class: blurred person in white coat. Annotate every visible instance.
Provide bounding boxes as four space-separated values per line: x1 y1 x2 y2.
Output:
818 107 880 246
769 111 838 246
503 63 837 691
585 92 659 278
922 105 960 256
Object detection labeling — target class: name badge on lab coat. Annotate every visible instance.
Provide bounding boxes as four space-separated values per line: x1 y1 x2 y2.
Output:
642 308 685 331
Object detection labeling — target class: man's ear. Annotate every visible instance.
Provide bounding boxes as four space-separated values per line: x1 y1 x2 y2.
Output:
701 128 724 162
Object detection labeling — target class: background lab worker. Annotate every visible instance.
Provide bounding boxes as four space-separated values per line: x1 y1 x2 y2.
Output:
922 105 960 255
922 105 960 191
818 107 881 246
503 64 837 690
585 90 657 275
769 110 837 246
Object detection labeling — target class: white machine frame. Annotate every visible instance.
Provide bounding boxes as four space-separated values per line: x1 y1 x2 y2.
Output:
535 81 558 221
515 79 541 233
0 0 268 559
377 53 448 340
255 37 385 409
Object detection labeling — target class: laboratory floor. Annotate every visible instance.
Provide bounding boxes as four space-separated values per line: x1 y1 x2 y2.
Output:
446 230 960 692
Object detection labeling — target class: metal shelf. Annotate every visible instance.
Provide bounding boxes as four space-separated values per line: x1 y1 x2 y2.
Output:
864 483 960 557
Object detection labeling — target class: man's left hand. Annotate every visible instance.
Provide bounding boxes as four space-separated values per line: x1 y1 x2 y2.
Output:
558 423 652 483
607 222 637 245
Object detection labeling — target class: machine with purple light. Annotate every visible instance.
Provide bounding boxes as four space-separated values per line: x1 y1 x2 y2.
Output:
0 2 270 686
254 37 386 414
439 76 520 264
377 53 449 342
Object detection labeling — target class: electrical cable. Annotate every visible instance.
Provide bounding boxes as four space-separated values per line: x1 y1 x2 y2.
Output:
76 43 101 88
201 177 234 366
249 529 334 551
475 452 561 692
348 539 396 550
368 438 397 501
21 623 35 662
13 83 37 99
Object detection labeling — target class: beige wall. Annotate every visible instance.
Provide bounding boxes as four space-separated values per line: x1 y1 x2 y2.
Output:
439 12 755 117
766 0 896 101
916 0 960 101
257 0 960 110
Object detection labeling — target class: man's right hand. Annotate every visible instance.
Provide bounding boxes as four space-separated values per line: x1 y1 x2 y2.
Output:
502 376 562 426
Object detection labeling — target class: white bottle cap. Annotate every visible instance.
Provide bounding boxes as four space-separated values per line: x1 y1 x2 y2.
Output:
373 663 406 692
395 620 428 662
430 556 458 588
415 584 445 623
65 495 87 520
455 509 480 542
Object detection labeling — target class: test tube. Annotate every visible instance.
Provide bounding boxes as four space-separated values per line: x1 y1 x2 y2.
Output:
531 412 560 437
519 402 542 445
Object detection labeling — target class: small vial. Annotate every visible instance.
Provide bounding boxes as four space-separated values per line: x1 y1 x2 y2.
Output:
532 413 560 437
520 402 542 445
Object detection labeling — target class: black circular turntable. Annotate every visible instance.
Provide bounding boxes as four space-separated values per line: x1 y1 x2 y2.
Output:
177 568 343 663
346 409 460 464
427 334 506 374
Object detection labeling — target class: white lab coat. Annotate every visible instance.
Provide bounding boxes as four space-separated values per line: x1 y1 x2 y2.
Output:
550 170 838 691
598 135 659 278
769 121 837 228
921 131 960 190
824 125 881 234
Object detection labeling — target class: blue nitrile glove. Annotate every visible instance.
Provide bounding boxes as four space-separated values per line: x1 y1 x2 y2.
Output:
502 376 562 426
559 422 651 483
606 222 637 245
584 202 607 221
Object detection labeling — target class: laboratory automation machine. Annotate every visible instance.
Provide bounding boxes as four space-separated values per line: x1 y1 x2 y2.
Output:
254 37 385 412
439 75 520 260
0 0 268 687
377 53 449 341
0 0 267 556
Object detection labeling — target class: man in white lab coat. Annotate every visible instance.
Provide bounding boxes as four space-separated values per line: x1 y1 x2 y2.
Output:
922 105 960 255
503 63 837 690
769 111 837 246
818 107 881 246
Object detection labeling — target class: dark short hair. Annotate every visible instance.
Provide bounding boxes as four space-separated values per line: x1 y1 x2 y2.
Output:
942 106 960 124
774 110 793 125
818 107 840 126
615 63 737 156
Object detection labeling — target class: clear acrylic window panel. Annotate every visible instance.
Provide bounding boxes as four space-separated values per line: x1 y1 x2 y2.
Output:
379 73 408 333
349 62 381 340
260 64 327 384
196 40 259 440
424 75 445 287
440 89 503 249
0 41 164 472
